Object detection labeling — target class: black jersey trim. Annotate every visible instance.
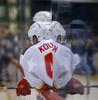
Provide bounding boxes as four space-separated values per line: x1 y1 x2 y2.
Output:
22 45 32 55
22 42 39 55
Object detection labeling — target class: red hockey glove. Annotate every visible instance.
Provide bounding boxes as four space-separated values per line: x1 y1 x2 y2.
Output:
16 79 31 96
65 78 84 95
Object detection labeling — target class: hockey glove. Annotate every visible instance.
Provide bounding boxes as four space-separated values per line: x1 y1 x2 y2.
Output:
65 78 84 95
16 79 31 96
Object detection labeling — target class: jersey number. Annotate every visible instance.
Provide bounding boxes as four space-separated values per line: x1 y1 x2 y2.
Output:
44 52 53 79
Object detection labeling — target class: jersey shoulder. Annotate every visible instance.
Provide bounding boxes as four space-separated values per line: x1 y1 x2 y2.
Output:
22 45 33 55
22 42 40 55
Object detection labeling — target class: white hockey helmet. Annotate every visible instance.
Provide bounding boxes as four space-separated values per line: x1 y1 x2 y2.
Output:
27 21 52 44
27 21 66 44
33 11 52 22
51 21 66 43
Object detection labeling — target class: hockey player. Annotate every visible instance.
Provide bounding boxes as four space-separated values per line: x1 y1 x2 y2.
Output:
16 21 84 96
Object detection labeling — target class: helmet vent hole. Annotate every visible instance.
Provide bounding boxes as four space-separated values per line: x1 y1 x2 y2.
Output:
38 36 40 38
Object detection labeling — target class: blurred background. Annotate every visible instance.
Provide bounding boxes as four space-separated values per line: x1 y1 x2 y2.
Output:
0 0 98 100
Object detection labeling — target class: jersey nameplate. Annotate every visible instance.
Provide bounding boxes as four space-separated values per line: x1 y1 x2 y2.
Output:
38 42 58 53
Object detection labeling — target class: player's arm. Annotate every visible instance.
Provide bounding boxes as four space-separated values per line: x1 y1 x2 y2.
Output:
16 54 32 96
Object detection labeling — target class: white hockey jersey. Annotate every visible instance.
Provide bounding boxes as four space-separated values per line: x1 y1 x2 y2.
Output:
20 39 80 89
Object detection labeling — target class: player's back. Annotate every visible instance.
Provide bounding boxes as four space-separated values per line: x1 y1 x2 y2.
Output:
20 39 80 88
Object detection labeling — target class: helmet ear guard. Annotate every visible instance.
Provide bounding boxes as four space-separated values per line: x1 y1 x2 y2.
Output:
27 35 38 44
